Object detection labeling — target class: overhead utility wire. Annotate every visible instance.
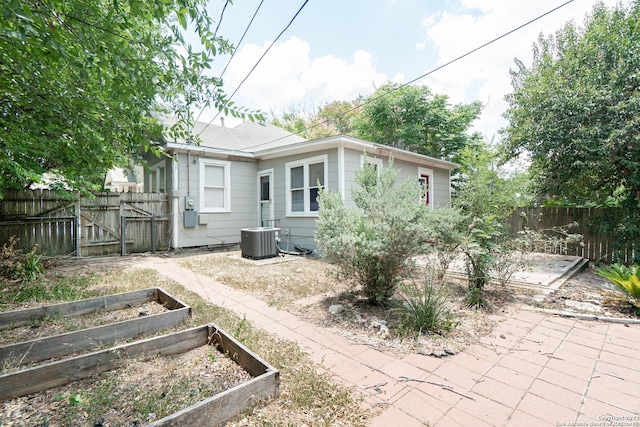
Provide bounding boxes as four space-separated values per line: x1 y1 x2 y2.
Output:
213 0 230 38
197 0 311 136
194 0 265 124
243 0 576 150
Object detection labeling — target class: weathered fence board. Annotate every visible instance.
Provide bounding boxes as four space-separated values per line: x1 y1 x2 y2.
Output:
508 207 639 262
0 190 170 256
0 323 280 427
0 288 190 366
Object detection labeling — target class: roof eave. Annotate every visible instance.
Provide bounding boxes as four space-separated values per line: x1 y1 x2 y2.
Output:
164 141 255 159
255 135 460 170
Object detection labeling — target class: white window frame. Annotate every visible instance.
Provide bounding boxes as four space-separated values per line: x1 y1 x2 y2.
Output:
199 158 231 213
360 154 383 172
418 167 434 209
285 154 328 217
148 162 166 193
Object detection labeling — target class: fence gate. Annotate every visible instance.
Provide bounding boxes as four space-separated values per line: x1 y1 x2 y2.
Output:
0 190 170 257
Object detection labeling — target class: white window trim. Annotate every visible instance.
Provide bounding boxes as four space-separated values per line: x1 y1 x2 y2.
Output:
149 161 166 193
199 158 231 213
360 154 383 172
418 167 434 209
285 154 328 217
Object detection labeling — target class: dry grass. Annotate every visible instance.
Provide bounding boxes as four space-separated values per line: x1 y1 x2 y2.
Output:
178 252 342 308
0 261 372 427
178 251 506 357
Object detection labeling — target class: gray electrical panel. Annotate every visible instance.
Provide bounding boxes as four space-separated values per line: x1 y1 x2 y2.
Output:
184 210 197 228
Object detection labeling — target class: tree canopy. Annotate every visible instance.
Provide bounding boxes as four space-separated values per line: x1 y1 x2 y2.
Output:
501 2 640 210
270 83 483 164
1 0 255 195
354 83 483 163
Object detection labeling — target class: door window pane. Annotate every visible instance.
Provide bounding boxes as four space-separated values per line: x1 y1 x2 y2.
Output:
260 175 270 201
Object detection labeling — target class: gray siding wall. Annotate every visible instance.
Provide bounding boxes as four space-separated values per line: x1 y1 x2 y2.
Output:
342 148 451 209
173 152 259 248
257 148 339 251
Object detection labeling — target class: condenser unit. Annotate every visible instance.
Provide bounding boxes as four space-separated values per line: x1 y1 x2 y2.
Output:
240 227 279 259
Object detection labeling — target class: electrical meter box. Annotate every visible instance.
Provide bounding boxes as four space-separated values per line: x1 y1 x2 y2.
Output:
184 210 197 228
185 196 196 211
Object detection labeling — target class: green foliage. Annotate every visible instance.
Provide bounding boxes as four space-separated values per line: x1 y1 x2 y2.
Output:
396 278 456 336
455 142 532 218
595 264 640 309
354 83 483 163
268 83 482 165
315 157 435 305
501 2 640 251
0 0 259 195
420 207 465 281
20 246 43 282
460 215 505 308
271 100 361 139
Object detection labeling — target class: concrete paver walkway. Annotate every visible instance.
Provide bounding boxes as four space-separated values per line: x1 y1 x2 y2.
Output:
134 256 640 426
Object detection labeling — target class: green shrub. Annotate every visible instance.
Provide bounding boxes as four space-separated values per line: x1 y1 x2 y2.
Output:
460 215 504 308
396 278 456 336
315 156 437 305
595 264 640 309
20 246 43 282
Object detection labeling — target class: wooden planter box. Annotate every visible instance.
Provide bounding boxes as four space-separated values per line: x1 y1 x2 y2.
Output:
0 288 190 367
0 324 280 426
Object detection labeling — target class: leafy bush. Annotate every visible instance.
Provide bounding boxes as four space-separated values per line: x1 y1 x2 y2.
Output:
396 278 456 336
460 215 504 308
315 156 436 305
420 208 465 282
20 245 44 282
595 264 640 309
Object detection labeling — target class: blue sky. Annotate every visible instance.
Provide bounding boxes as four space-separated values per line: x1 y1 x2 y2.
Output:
190 0 622 140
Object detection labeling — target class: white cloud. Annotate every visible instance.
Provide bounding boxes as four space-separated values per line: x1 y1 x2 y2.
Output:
222 37 391 116
417 0 621 139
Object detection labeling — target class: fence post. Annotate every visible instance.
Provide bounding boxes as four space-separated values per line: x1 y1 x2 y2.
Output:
75 199 81 257
121 215 126 256
151 215 156 253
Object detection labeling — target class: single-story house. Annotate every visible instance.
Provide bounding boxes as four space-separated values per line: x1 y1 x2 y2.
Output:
143 119 459 252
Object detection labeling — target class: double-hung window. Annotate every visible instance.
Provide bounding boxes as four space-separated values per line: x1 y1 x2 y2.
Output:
286 155 328 216
199 159 231 213
149 162 166 193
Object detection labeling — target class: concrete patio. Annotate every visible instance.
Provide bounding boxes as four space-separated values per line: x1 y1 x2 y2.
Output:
133 255 640 426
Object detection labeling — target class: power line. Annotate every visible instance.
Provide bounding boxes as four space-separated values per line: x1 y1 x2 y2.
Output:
213 0 230 38
194 0 265 124
241 0 576 151
197 0 311 136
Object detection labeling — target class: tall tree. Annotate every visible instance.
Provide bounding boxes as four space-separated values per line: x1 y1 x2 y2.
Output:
501 2 640 257
353 83 483 163
0 0 256 195
502 2 640 209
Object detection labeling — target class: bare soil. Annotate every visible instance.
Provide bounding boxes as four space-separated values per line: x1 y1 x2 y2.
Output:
537 269 640 319
181 252 537 357
2 344 251 426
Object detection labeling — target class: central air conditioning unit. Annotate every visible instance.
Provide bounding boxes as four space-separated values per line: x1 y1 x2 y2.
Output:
240 227 279 259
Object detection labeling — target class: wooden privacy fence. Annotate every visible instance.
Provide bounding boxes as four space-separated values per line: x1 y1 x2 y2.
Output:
508 207 638 263
0 190 170 257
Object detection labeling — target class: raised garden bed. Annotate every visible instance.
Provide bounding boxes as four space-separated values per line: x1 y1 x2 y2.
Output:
0 288 191 369
0 324 280 426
